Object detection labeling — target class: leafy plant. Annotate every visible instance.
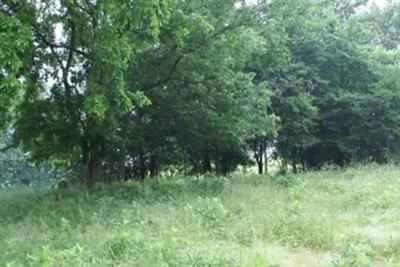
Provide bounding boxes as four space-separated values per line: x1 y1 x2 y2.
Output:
273 200 333 249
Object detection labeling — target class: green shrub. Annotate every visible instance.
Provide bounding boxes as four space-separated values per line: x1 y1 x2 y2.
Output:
184 197 232 236
351 187 397 210
331 243 373 267
108 233 131 260
27 246 52 267
273 174 300 187
273 200 333 249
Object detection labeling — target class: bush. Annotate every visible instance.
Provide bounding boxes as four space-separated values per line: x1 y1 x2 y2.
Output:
272 174 300 187
273 200 333 249
331 243 373 267
184 197 232 236
108 233 131 260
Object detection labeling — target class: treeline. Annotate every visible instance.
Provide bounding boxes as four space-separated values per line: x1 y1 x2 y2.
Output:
1 0 399 186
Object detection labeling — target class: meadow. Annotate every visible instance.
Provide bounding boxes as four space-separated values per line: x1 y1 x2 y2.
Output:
1 164 399 267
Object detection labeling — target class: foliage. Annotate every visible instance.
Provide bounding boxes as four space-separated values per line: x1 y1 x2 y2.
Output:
272 199 333 249
331 243 373 267
1 0 400 182
0 134 80 188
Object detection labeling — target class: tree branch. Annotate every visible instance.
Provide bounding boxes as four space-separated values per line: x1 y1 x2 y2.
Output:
31 26 88 58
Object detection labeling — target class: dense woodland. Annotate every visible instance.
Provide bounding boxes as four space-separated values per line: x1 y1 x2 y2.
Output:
1 0 400 187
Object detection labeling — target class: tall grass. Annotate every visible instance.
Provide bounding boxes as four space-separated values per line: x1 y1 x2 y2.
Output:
1 164 399 266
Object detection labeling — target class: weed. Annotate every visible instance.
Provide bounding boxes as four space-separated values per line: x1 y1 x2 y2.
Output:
331 243 373 267
184 197 232 236
1 164 399 266
273 200 333 249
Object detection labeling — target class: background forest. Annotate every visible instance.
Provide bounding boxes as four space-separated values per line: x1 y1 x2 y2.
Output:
1 0 400 187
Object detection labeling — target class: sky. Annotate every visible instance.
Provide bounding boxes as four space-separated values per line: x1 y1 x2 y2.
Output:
369 0 388 8
247 0 388 8
356 0 388 14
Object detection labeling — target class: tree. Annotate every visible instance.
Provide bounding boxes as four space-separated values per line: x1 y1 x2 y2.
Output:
1 0 169 186
0 9 31 130
2 0 400 186
364 1 400 50
255 0 321 172
123 0 278 177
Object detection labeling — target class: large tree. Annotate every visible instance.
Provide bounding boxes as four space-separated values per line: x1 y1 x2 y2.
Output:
123 0 278 177
1 0 169 186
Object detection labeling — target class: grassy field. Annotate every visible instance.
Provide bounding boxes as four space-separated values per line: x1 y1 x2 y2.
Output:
1 164 399 267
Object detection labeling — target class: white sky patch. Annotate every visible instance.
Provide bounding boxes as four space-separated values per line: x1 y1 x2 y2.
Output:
369 0 388 8
356 0 389 14
246 0 388 8
54 23 64 43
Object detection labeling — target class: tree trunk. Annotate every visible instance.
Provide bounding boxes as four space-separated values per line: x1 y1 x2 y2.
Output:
219 155 229 176
281 158 288 174
215 155 227 175
149 155 158 178
118 160 126 181
139 151 146 179
202 150 212 173
124 166 130 181
253 144 263 175
86 144 103 188
292 158 297 174
264 148 268 175
257 159 263 175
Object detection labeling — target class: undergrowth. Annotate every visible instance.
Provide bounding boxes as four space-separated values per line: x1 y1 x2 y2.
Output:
1 164 399 267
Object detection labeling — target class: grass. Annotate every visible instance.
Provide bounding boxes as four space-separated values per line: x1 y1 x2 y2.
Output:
0 164 399 266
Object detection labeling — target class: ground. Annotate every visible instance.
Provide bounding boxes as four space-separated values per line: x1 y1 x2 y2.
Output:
0 164 399 266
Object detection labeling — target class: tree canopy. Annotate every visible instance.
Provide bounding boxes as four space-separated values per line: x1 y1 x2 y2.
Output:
1 0 400 186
